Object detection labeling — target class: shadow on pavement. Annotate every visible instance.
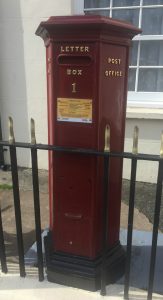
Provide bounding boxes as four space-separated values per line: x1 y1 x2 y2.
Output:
118 245 163 295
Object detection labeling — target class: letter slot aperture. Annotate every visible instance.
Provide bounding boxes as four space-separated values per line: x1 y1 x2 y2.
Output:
58 55 92 66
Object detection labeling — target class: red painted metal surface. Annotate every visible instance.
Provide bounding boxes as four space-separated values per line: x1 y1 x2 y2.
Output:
36 15 141 258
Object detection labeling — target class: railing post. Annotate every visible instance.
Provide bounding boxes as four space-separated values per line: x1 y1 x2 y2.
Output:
100 125 110 296
30 119 44 281
0 201 8 273
147 132 163 300
0 115 5 167
8 117 26 277
124 126 138 299
124 157 137 300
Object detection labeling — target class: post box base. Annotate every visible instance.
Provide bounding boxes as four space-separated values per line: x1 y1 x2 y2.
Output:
44 231 126 291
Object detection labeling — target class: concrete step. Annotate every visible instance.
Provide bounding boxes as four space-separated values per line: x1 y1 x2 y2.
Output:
0 265 162 300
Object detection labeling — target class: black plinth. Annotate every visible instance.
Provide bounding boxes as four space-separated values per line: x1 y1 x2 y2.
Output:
44 231 125 291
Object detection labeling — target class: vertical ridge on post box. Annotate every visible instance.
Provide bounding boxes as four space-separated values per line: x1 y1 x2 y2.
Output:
36 15 141 291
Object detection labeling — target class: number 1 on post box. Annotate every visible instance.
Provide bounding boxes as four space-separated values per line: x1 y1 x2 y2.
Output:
72 82 76 93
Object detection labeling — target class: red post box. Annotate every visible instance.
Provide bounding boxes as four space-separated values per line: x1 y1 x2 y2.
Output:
36 15 140 290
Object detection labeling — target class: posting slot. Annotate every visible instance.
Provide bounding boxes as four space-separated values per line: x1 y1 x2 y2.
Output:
58 55 92 66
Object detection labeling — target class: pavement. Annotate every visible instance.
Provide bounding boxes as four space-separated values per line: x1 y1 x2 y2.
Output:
0 168 163 299
0 270 162 300
1 267 163 300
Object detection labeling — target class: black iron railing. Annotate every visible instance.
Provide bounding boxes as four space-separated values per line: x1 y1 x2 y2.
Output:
0 119 163 300
0 116 4 167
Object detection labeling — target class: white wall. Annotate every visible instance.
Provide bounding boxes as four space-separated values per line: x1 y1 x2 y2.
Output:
123 111 163 183
0 0 73 169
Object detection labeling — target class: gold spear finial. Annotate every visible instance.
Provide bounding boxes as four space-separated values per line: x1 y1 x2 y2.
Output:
104 124 110 152
132 126 139 155
8 116 15 144
30 118 36 144
160 131 163 158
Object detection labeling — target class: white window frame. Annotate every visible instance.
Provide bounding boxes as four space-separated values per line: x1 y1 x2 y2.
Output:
74 0 163 109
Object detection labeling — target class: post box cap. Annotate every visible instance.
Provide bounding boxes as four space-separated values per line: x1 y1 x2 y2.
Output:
36 15 141 46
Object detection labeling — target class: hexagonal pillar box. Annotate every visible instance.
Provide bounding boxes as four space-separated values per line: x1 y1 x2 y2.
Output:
36 15 140 291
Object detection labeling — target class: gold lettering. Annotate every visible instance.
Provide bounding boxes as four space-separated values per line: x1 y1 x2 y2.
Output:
108 57 112 64
78 70 82 75
66 69 83 76
72 70 77 75
107 57 121 65
60 45 90 53
72 82 76 93
67 69 71 75
105 69 123 77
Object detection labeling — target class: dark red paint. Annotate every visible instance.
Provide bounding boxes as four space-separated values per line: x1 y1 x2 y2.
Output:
36 15 141 258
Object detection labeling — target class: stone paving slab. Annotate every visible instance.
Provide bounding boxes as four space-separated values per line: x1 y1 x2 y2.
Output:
0 190 49 263
119 229 163 295
0 168 48 193
0 267 162 300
